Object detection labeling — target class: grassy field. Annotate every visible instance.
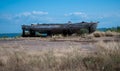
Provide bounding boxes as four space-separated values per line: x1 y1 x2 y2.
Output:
0 41 120 71
0 31 120 71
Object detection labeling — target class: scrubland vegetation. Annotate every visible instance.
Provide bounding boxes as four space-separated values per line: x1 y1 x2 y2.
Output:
0 30 120 71
90 31 120 37
0 41 120 71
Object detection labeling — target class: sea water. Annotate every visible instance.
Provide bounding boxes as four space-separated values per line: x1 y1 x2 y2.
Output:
0 33 21 38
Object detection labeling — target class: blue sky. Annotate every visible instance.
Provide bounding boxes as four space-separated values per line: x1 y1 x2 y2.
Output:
0 0 120 33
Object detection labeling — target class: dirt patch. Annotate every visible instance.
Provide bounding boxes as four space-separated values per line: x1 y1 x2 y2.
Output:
0 36 119 51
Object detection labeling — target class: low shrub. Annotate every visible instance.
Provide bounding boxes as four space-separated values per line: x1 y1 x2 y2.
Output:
93 31 105 37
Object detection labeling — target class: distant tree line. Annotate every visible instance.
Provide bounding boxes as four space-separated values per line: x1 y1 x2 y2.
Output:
106 26 120 32
97 26 120 33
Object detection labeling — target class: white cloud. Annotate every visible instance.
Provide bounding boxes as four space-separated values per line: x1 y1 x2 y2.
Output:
32 11 48 15
0 11 51 25
22 12 31 16
15 11 48 17
64 12 87 18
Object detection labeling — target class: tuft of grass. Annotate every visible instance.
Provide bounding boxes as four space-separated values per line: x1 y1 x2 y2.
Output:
92 31 105 37
105 31 120 37
91 31 120 37
94 41 120 71
51 34 63 41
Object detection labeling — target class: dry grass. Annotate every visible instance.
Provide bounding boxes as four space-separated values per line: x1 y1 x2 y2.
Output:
48 31 120 41
0 41 120 71
88 31 120 37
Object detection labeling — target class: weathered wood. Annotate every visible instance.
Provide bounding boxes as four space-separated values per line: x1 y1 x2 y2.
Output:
22 21 98 37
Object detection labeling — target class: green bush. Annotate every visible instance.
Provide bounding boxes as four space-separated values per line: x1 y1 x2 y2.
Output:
77 29 89 36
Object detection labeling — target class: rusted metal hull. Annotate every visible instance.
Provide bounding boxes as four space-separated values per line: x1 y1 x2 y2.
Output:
22 22 98 37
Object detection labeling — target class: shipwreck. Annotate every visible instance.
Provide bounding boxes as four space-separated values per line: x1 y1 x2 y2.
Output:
21 21 98 37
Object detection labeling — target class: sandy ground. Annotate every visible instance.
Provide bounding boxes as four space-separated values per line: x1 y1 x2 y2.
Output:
0 36 120 52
